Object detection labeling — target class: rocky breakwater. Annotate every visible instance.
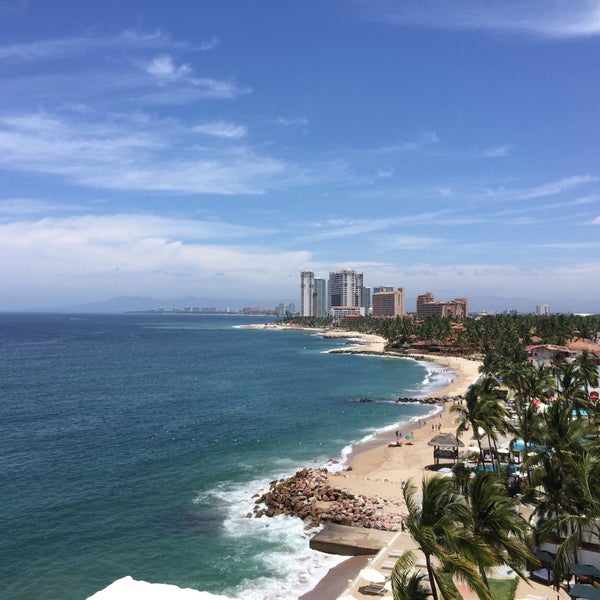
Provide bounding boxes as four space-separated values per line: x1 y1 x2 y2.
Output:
396 394 464 405
253 467 403 531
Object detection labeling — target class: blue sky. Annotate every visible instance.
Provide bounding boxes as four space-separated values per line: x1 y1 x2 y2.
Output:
1 0 600 312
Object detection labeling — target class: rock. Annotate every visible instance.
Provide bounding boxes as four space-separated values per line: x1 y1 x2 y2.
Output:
252 466 405 532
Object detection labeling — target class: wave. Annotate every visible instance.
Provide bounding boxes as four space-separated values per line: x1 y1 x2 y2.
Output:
191 473 347 600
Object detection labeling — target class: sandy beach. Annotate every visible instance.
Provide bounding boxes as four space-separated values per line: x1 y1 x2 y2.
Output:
295 332 481 599
250 326 473 598
292 329 570 600
326 343 482 528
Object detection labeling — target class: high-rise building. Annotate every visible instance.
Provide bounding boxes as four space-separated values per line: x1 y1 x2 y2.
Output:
416 292 468 319
314 278 327 317
536 304 550 316
328 268 364 311
416 292 434 318
372 287 405 317
373 286 394 294
300 270 315 317
362 287 371 315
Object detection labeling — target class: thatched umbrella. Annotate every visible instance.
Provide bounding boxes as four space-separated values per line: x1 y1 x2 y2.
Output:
428 432 464 465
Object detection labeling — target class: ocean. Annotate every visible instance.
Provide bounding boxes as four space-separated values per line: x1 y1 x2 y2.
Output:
0 313 446 599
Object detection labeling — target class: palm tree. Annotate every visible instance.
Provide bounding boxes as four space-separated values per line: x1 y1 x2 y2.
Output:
575 350 599 397
390 550 430 600
403 476 492 600
466 472 537 589
451 376 507 471
535 451 600 586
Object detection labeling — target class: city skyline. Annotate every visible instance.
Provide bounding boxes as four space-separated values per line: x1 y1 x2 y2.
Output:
1 2 600 312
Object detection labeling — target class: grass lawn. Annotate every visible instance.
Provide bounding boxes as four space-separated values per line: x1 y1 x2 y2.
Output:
489 578 518 600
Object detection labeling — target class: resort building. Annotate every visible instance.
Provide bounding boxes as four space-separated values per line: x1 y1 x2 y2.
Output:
330 306 365 324
328 268 364 313
372 287 405 317
526 344 571 365
300 270 315 317
416 292 468 319
536 304 550 316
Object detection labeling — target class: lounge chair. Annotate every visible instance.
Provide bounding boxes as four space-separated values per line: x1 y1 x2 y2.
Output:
359 582 387 595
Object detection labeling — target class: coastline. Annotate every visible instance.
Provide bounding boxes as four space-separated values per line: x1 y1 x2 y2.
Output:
313 331 482 600
252 324 482 599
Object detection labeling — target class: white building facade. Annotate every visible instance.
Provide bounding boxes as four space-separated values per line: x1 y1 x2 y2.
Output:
300 270 315 317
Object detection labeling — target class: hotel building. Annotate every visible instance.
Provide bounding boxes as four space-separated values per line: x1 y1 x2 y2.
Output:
372 287 405 317
328 268 364 316
416 292 468 319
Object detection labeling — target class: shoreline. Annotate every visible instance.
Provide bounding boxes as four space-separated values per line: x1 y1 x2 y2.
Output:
250 324 482 599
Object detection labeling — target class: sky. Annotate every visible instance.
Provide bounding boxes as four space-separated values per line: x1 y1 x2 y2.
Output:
1 0 600 312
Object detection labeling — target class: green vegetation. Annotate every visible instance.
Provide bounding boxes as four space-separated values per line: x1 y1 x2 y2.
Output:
285 313 600 361
488 578 518 600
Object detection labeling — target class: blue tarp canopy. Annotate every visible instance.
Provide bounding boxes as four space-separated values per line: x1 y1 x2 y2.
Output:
568 564 600 578
568 584 600 600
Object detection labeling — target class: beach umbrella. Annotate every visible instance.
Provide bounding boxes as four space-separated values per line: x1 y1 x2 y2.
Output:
512 439 525 452
359 567 386 583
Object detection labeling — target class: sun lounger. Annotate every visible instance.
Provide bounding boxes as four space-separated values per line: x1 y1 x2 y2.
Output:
359 583 387 595
381 561 396 569
388 550 403 558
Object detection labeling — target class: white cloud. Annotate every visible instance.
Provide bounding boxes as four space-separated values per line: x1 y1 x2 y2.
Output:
0 111 287 194
309 217 395 238
361 0 600 38
0 197 85 216
0 28 217 62
194 120 248 138
0 213 311 308
145 54 191 80
517 175 598 199
276 116 309 126
369 131 439 154
138 77 249 103
0 29 168 61
479 144 513 158
388 234 441 249
363 261 600 304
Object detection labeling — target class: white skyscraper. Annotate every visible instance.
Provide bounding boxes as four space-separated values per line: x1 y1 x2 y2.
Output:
328 268 363 309
300 270 315 317
536 304 550 316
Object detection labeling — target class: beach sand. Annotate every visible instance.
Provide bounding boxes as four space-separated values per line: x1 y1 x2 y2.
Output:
297 331 569 600
296 331 482 599
253 326 569 599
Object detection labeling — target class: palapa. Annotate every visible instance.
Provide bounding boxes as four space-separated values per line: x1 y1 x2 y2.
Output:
427 432 464 448
428 432 464 465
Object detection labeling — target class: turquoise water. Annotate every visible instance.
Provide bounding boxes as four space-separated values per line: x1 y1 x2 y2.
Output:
0 314 440 599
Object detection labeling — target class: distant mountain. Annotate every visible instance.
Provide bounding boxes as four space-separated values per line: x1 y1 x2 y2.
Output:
33 295 292 314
